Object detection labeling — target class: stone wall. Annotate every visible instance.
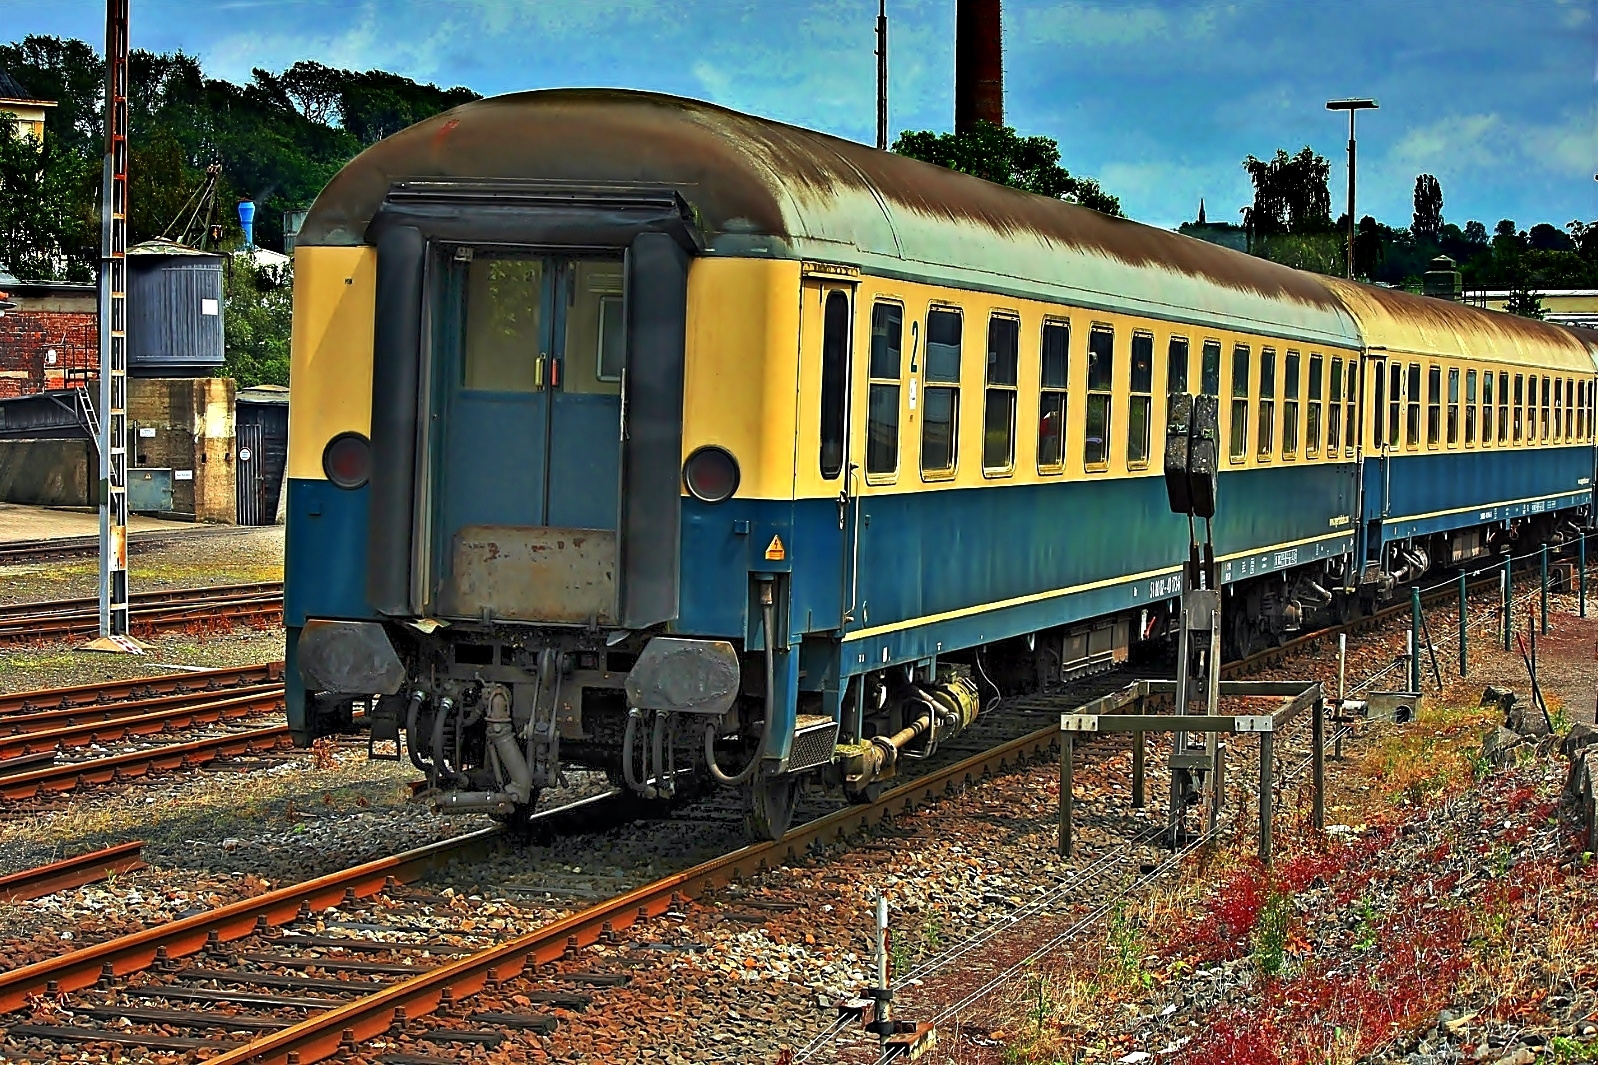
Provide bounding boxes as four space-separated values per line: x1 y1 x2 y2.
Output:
127 377 236 522
0 438 94 506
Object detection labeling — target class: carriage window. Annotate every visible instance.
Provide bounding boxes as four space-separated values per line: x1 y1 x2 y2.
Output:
1513 373 1524 443
1426 365 1441 447
1257 348 1276 459
1229 344 1250 462
1499 372 1510 443
1406 363 1422 448
1554 377 1563 440
1282 351 1300 457
1201 340 1221 396
1328 357 1344 452
1344 359 1359 453
983 316 1020 473
1482 370 1494 444
1373 358 1386 447
1084 326 1114 468
1038 321 1069 471
1128 332 1154 467
1167 336 1190 395
1567 377 1576 441
462 256 544 392
866 302 903 477
1386 362 1400 447
819 290 851 479
1306 353 1323 455
1446 368 1460 445
1465 370 1477 445
921 307 963 475
1579 380 1588 441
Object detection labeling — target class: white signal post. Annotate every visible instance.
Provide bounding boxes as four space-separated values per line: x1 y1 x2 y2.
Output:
96 0 132 646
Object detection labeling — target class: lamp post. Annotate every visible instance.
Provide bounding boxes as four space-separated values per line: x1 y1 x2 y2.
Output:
1326 98 1377 280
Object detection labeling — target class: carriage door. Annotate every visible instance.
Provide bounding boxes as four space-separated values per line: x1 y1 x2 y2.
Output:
804 272 857 631
430 248 625 623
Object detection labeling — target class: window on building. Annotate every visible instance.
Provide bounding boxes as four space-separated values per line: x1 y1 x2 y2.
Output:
1498 372 1510 443
1038 321 1069 472
1306 353 1323 455
1257 347 1276 458
819 290 851 479
866 302 902 477
1388 362 1402 447
1230 344 1250 461
1085 325 1114 468
1328 357 1344 452
1513 373 1524 443
982 316 1020 473
1446 367 1460 445
1464 369 1477 445
921 307 962 475
1282 351 1300 457
1128 332 1154 467
1201 340 1221 396
1167 336 1190 396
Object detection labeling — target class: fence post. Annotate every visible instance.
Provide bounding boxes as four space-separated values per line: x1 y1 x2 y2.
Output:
1582 532 1588 619
1503 556 1512 652
1410 585 1422 693
1458 571 1468 678
1541 544 1550 635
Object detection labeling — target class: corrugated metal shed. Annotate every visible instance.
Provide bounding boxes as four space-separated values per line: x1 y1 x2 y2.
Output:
1321 277 1595 372
300 89 1361 348
127 239 225 377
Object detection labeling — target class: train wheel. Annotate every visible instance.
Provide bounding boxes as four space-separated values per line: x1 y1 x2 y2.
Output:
745 772 798 841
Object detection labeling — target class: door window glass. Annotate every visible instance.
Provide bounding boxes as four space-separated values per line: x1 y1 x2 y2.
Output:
562 260 626 394
1541 375 1550 441
1328 357 1343 451
1085 326 1114 468
819 290 850 479
1128 332 1153 467
922 308 962 474
867 302 902 477
1387 362 1402 446
463 257 544 392
1447 367 1460 445
1345 359 1359 452
1038 321 1069 471
1499 372 1510 443
983 316 1020 472
1513 374 1524 442
1465 369 1477 445
1555 377 1564 439
1427 365 1441 447
1482 370 1494 444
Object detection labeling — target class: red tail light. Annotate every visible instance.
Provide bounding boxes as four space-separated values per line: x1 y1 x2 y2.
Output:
683 445 739 504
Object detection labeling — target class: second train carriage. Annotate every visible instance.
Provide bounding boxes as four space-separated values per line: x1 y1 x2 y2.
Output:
283 89 1596 838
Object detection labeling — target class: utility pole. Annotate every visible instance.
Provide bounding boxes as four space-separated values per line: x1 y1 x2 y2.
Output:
95 0 131 646
1326 98 1377 280
875 0 889 150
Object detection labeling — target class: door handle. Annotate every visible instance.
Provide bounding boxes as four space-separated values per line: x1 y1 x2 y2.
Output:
534 355 546 387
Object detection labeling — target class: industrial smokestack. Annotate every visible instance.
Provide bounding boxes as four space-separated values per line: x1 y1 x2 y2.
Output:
955 0 1003 135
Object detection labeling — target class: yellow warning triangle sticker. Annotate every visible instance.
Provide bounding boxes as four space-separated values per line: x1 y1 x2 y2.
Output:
764 535 786 561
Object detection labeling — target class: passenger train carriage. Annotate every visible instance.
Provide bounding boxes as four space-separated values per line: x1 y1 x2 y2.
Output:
285 90 1598 838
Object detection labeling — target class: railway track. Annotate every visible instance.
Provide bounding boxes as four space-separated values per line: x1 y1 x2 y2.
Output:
0 581 283 644
0 526 262 566
0 685 287 761
0 662 283 716
0 841 146 903
0 722 294 802
0 557 1578 1062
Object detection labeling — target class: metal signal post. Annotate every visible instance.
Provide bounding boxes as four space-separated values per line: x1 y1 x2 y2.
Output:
97 0 131 641
875 0 889 150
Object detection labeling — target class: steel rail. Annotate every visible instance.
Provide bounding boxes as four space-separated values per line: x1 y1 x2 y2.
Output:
0 841 146 903
204 726 1064 1065
0 662 284 717
0 526 255 565
0 687 286 761
0 583 284 643
0 722 293 802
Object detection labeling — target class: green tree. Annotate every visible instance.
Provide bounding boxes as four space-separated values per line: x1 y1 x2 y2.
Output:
1412 174 1442 241
1242 147 1331 237
0 114 97 280
892 120 1122 216
1503 278 1545 319
222 255 292 386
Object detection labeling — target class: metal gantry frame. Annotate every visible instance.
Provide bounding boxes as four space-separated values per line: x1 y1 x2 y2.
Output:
97 0 131 641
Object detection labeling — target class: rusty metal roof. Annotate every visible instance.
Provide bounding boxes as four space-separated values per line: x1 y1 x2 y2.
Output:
300 89 1362 346
1320 278 1595 373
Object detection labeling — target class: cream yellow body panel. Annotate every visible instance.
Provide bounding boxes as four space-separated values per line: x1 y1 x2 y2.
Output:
288 245 377 480
681 257 802 501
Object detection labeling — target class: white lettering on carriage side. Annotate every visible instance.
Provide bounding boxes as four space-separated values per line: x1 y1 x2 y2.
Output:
1148 573 1182 599
1274 548 1299 568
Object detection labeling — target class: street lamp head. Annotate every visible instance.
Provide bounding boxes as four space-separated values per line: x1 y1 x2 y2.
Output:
1326 98 1378 111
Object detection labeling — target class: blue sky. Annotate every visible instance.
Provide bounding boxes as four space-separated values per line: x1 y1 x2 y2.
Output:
8 0 1596 231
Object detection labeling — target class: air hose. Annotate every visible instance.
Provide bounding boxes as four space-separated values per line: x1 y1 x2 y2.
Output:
705 577 775 786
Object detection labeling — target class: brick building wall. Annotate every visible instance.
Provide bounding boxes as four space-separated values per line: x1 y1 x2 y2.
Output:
0 309 98 398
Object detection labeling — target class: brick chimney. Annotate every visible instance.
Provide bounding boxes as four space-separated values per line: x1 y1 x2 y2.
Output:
955 0 1003 135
